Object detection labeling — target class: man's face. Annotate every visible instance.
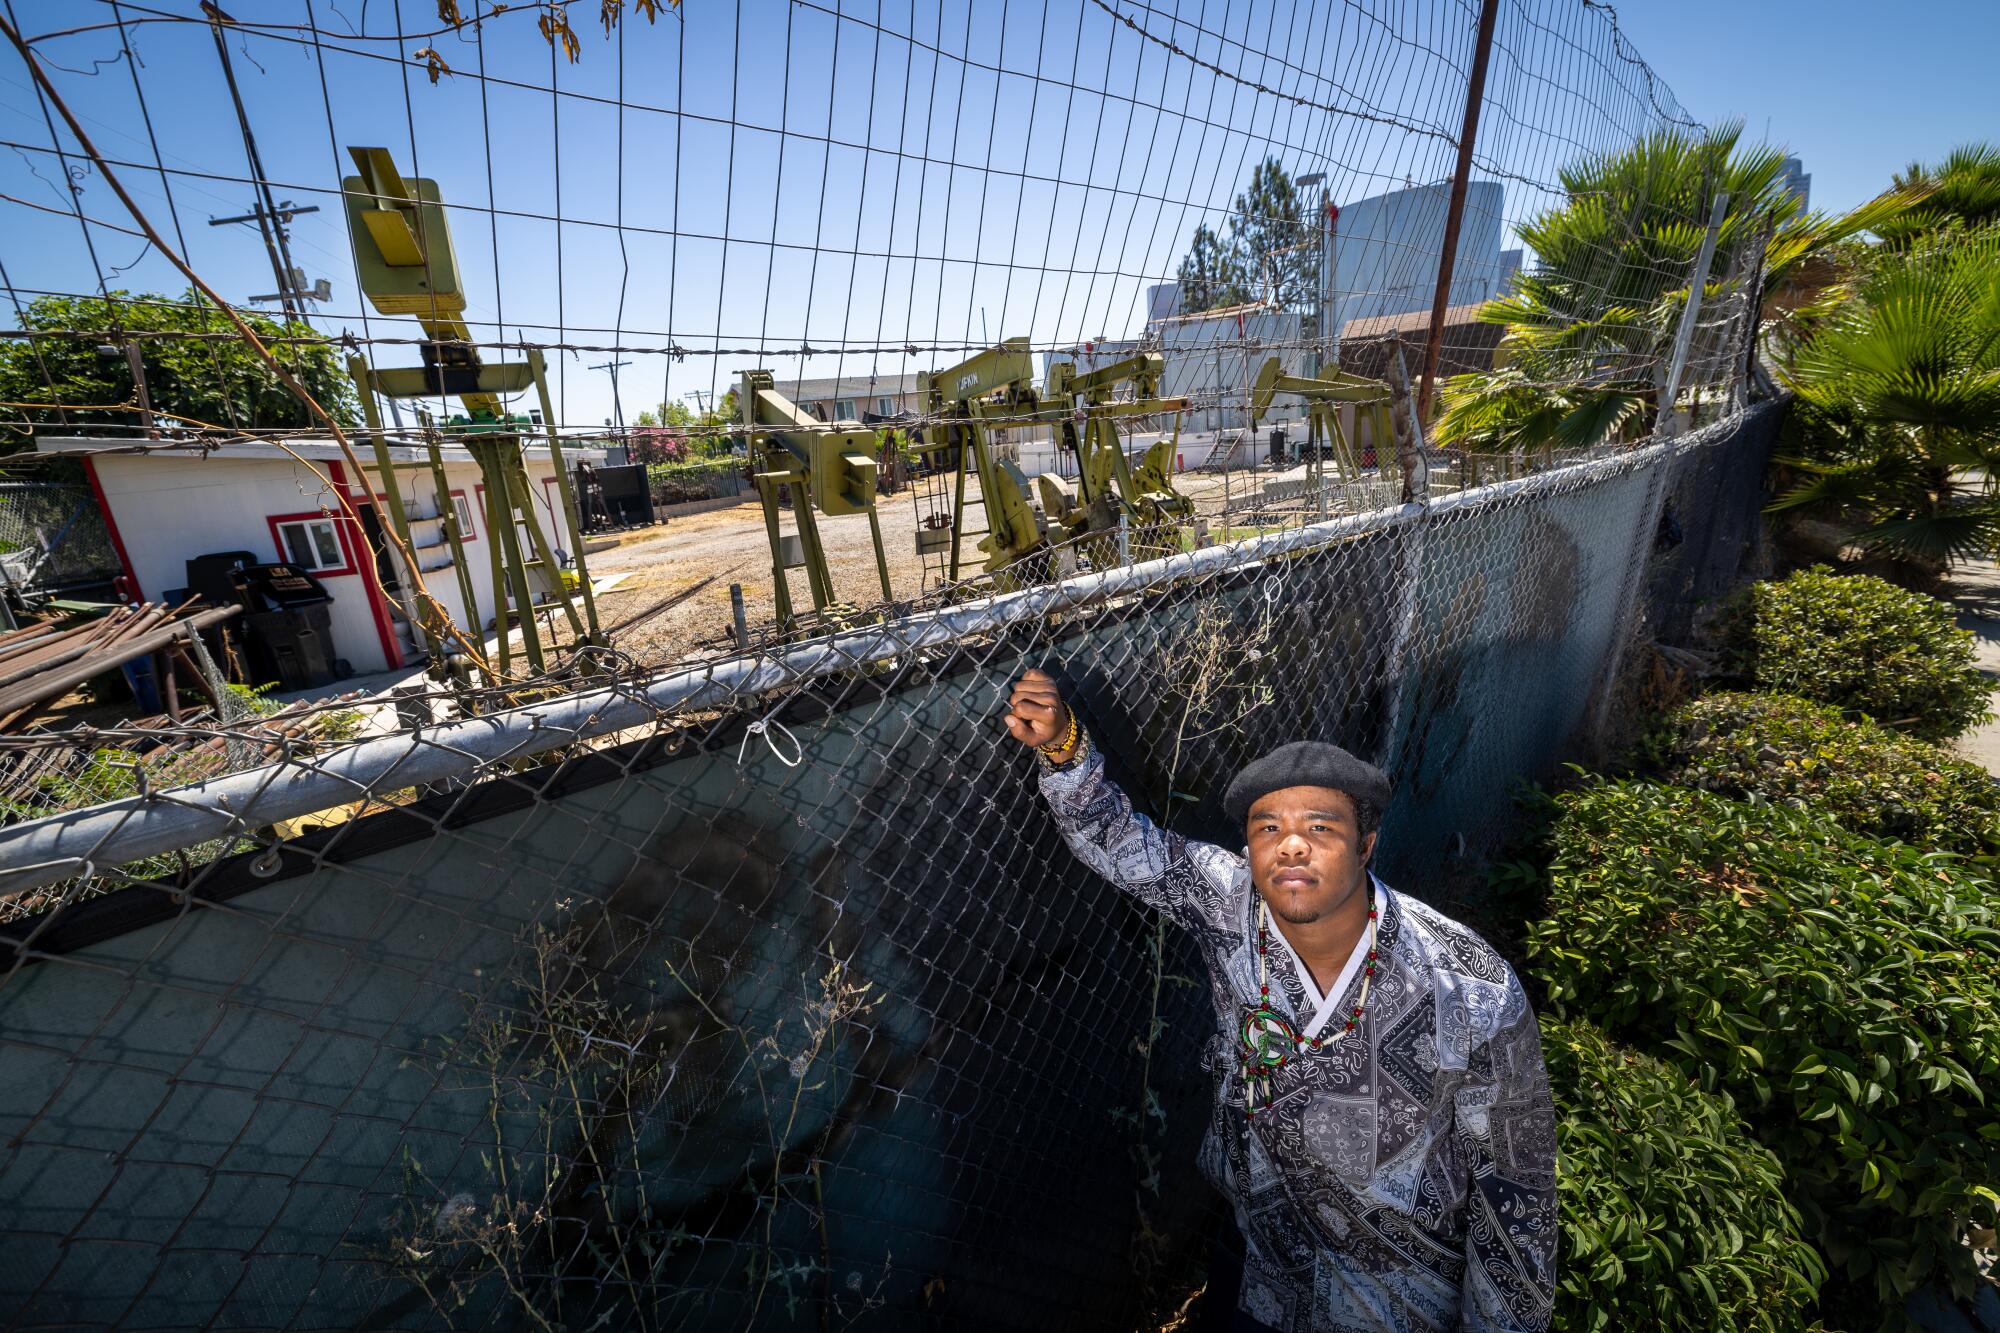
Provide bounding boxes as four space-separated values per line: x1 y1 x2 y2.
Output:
1245 785 1377 926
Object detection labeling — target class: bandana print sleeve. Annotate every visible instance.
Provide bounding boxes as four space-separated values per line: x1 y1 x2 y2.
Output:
1453 966 1559 1332
1036 732 1241 933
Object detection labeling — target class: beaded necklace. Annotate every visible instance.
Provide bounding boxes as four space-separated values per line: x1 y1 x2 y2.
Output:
1238 885 1380 1119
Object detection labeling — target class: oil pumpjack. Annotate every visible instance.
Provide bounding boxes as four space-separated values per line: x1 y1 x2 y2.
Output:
1038 352 1192 552
338 147 600 679
908 338 1194 588
1244 356 1396 486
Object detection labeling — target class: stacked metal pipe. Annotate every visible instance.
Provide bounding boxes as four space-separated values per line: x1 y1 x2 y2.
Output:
0 602 239 729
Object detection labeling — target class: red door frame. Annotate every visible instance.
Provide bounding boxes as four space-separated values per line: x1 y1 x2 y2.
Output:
328 459 403 670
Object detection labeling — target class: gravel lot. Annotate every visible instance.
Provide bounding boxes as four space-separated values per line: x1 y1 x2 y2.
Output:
584 463 1315 667
585 486 958 665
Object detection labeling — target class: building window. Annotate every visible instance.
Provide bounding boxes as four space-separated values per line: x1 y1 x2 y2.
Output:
877 397 895 416
833 398 858 419
452 491 477 539
275 517 343 571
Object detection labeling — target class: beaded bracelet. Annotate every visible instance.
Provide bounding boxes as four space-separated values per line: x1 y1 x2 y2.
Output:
1037 711 1080 758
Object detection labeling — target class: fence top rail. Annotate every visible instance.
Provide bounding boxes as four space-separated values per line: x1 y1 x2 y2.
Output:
0 416 1739 902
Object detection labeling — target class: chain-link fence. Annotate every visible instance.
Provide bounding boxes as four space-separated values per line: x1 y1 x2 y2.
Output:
0 481 121 601
0 400 1779 1329
0 0 1809 1321
649 461 753 510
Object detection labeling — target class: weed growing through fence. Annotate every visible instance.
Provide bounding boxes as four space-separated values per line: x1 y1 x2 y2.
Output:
384 918 675 1329
0 746 258 917
382 904 882 1330
730 953 881 1326
1117 593 1278 1317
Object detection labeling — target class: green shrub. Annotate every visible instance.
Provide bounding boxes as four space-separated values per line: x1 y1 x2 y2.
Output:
1526 780 2000 1318
1718 567 1992 741
1643 691 2000 853
647 458 745 504
0 748 255 915
1546 1016 1823 1332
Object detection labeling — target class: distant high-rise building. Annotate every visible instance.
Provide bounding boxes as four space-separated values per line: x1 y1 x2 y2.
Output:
1325 181 1513 335
1778 156 1812 211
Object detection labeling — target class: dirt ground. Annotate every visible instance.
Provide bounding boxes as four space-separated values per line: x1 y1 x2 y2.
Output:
583 465 1301 667
584 490 932 664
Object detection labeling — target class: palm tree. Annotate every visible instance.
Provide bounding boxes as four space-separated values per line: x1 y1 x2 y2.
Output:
1770 227 2000 566
1434 123 1913 454
1880 142 2000 245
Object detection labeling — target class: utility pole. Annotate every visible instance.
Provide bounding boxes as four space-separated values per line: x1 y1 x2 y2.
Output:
1417 0 1501 422
204 6 323 318
589 359 632 431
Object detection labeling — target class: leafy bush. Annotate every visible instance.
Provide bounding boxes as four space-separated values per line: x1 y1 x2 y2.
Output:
1546 1017 1823 1332
1717 567 1991 741
1643 691 2000 853
0 289 358 441
1527 780 2000 1317
0 748 255 915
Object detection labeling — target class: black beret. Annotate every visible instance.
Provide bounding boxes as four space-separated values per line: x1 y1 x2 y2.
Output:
1223 741 1391 828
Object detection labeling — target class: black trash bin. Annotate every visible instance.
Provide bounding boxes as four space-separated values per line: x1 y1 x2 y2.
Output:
231 562 341 690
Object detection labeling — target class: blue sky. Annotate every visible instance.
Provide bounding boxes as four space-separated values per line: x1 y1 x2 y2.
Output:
1 0 1990 432
1611 0 1997 217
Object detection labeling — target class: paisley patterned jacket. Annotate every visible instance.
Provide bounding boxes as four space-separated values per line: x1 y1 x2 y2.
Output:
1040 736 1557 1332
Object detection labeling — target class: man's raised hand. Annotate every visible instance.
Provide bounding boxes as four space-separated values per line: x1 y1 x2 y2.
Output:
1005 668 1075 757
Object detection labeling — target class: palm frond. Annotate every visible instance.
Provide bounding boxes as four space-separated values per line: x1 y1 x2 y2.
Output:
1853 504 2000 563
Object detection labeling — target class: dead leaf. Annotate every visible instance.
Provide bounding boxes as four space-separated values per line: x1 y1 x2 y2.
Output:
539 11 582 61
413 46 453 82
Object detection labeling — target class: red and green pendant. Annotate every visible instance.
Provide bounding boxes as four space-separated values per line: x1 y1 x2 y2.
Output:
1239 890 1379 1119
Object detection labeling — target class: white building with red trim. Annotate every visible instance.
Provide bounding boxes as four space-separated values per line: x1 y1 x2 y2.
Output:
39 437 601 677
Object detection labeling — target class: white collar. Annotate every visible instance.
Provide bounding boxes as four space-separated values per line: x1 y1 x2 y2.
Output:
1260 876 1385 1041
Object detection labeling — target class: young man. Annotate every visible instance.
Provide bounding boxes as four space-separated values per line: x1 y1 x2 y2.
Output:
1005 668 1556 1333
